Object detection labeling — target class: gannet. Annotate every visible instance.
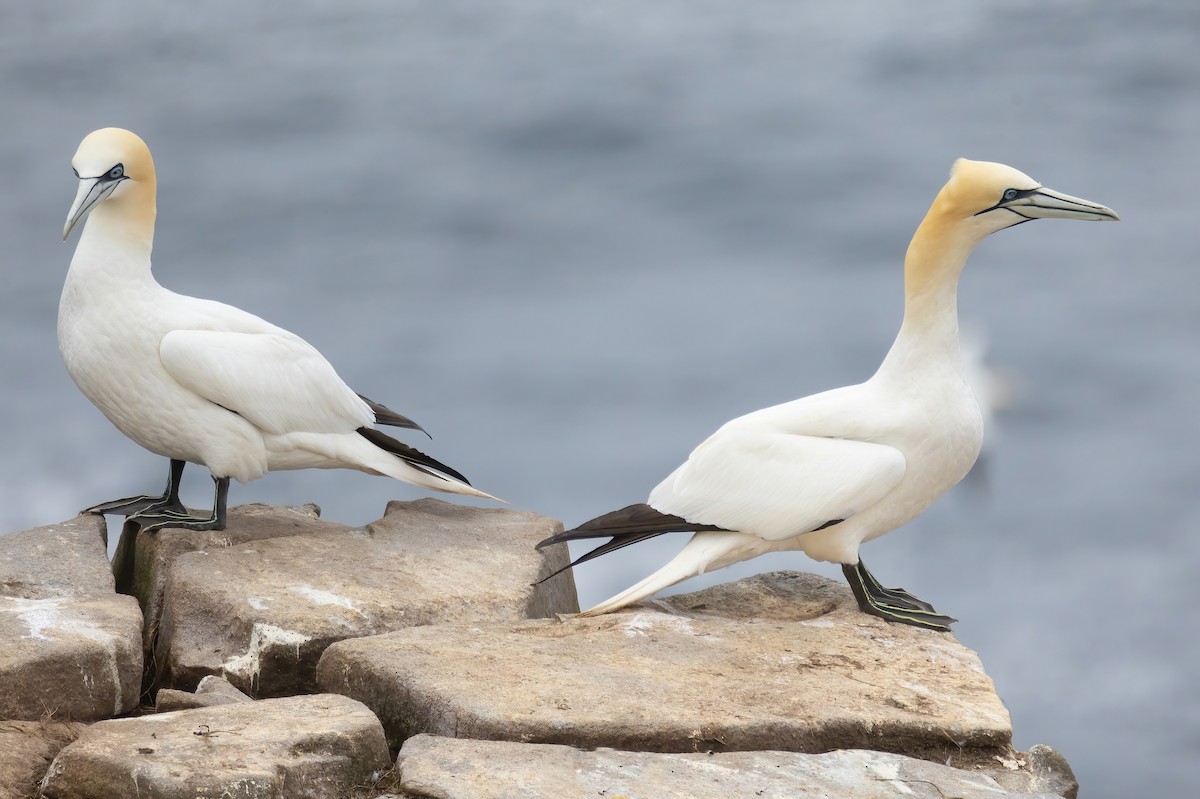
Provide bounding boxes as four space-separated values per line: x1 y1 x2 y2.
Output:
59 128 495 532
538 159 1117 630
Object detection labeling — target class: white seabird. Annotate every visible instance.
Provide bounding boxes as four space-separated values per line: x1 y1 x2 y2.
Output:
59 127 495 532
539 159 1117 630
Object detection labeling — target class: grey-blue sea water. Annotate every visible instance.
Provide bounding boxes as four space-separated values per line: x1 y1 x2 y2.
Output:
2 1 1195 795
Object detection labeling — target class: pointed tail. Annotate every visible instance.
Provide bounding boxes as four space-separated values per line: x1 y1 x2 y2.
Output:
356 427 500 501
579 530 762 616
534 503 728 584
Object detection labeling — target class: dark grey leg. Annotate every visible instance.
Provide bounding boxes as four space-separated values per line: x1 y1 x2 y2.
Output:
132 474 229 532
842 558 956 632
83 459 188 518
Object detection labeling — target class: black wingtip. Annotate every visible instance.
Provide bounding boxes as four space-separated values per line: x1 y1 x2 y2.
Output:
542 503 728 547
533 503 731 582
357 427 472 485
357 394 432 439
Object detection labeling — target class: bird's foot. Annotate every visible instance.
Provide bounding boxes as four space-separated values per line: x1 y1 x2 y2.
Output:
83 495 187 518
130 507 225 533
855 565 937 613
842 560 956 632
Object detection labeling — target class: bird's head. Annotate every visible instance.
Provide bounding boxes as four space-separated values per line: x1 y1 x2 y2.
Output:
63 128 156 241
936 158 1118 239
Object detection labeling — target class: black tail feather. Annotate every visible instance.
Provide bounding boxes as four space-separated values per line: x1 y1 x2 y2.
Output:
357 427 471 485
536 530 670 585
358 394 430 439
534 503 729 585
537 503 727 549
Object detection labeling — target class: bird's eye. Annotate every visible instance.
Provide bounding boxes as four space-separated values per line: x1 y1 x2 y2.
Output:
108 164 124 180
1002 188 1018 201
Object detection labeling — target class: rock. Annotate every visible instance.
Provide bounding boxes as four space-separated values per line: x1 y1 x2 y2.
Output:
154 676 252 713
113 503 349 652
0 596 144 722
0 721 86 799
154 499 577 696
394 734 1077 799
318 571 1010 762
0 515 143 723
0 515 111 600
39 694 390 799
195 675 254 701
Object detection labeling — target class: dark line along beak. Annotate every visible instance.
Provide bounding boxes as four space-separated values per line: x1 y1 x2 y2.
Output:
980 186 1120 222
63 175 125 240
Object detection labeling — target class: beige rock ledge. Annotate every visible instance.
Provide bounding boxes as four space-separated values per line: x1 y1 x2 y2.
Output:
0 515 112 600
38 694 390 799
152 499 577 697
0 596 143 722
318 572 1011 764
112 503 352 652
154 675 252 713
0 721 86 799
395 734 1078 799
0 515 142 723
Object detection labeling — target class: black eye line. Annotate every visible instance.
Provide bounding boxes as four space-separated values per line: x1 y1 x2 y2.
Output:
974 187 1042 216
77 163 127 182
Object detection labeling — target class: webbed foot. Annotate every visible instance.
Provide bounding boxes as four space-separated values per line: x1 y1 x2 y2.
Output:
842 558 956 632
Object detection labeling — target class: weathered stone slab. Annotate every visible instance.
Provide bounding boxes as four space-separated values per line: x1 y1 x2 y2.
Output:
0 721 86 799
395 735 1077 799
156 499 577 696
318 571 1010 763
154 676 252 713
0 595 142 722
113 503 350 651
0 515 111 600
39 694 390 799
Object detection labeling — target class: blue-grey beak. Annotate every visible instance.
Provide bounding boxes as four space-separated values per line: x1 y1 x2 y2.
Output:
63 176 123 240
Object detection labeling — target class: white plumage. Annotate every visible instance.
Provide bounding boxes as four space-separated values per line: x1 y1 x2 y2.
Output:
59 128 494 532
541 158 1117 629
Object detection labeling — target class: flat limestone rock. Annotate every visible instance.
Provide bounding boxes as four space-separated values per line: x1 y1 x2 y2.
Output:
0 721 86 799
113 503 350 651
0 595 143 723
154 676 252 713
395 734 1077 799
156 498 577 696
0 514 143 723
318 572 1010 762
0 515 111 600
39 694 390 799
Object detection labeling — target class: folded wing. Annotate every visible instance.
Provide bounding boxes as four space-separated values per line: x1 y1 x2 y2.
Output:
648 428 907 541
159 330 373 435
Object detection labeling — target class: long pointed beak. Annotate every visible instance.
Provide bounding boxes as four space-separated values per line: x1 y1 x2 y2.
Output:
63 177 121 240
1003 186 1119 222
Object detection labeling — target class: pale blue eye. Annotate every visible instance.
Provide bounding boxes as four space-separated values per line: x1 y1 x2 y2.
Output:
108 164 124 180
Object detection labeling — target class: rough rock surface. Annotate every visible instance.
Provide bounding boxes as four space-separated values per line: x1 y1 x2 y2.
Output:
112 503 350 651
0 515 143 722
154 675 252 713
318 571 1010 762
395 734 1078 799
0 721 86 799
0 596 143 722
154 499 577 696
39 694 390 799
0 515 113 600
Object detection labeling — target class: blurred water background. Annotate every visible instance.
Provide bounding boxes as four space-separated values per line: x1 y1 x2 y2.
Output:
2 2 1197 795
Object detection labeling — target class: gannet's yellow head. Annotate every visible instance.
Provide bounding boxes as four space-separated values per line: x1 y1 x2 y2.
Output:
63 128 156 240
937 158 1118 237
